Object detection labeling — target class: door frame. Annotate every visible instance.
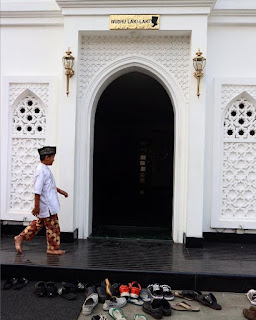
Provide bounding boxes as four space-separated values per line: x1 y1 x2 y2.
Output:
75 56 188 243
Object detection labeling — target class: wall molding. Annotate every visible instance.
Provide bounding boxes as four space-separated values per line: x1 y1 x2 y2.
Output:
56 0 216 9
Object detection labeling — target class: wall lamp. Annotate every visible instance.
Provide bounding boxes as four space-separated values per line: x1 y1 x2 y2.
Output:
62 48 75 96
193 49 206 98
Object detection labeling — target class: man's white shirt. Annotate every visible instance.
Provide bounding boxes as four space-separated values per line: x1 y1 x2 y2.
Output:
34 163 60 218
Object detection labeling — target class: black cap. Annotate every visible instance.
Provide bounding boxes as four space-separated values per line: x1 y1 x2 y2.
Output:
38 146 56 156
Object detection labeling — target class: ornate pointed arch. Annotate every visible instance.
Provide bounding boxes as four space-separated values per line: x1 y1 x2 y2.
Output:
75 56 188 243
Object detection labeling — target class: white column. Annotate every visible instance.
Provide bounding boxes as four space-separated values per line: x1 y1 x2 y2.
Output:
57 17 79 232
186 17 208 239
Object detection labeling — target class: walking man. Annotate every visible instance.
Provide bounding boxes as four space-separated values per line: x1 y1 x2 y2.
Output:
14 146 68 255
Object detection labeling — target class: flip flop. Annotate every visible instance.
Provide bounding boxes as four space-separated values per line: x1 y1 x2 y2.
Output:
134 315 148 320
174 290 202 301
140 288 151 302
13 277 28 290
196 293 222 310
109 307 126 320
171 301 200 312
174 291 193 301
127 297 144 306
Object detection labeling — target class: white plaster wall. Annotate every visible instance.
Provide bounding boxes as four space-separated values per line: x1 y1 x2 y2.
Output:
204 25 256 233
0 25 75 231
1 26 63 76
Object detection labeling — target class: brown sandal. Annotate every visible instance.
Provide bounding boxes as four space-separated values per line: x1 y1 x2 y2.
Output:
171 301 200 312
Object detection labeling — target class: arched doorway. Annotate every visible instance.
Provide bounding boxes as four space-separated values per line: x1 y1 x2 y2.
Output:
92 71 174 239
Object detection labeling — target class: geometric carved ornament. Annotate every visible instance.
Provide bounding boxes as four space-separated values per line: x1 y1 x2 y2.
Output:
221 96 256 220
10 93 46 212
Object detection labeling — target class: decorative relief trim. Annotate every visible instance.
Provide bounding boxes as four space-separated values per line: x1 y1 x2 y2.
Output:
9 84 49 213
9 83 49 106
79 34 190 104
221 85 256 110
211 79 256 229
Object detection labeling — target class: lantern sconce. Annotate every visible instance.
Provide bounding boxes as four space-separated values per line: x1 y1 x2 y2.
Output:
62 48 75 96
193 49 206 98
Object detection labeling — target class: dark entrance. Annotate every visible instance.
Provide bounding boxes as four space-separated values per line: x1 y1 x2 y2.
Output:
92 72 174 239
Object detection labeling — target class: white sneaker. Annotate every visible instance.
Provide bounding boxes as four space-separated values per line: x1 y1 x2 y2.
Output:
103 296 127 311
82 293 99 315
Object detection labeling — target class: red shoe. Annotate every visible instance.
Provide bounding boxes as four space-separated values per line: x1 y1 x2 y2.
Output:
129 281 141 298
119 284 130 297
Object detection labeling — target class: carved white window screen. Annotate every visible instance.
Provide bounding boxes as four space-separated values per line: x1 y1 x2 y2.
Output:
10 92 46 212
211 87 256 229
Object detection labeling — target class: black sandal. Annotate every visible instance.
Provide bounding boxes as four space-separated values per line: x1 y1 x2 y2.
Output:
35 281 47 297
13 277 28 290
2 278 18 290
46 282 57 297
57 286 77 300
196 293 222 310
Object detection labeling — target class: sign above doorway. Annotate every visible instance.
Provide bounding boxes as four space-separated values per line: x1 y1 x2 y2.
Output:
110 15 160 30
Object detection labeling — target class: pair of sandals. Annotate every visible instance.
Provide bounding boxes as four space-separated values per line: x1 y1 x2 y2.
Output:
3 277 28 290
109 307 148 320
173 290 222 311
58 280 85 300
35 281 56 297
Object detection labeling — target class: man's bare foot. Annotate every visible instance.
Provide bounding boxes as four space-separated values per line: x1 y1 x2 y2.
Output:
47 249 66 255
14 236 23 254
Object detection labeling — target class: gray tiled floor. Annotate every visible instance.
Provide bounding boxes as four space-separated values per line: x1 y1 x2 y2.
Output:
2 236 256 275
77 292 251 320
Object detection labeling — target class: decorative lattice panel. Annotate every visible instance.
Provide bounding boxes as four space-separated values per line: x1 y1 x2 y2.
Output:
221 96 256 220
79 35 190 103
12 96 46 136
224 98 256 140
9 88 48 212
10 138 45 210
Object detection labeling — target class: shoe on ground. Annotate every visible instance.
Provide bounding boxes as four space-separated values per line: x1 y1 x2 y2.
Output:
147 284 163 300
247 290 256 306
96 284 108 303
160 299 172 316
92 314 108 320
34 281 47 297
142 300 163 319
45 281 57 297
2 278 18 290
103 296 127 311
129 281 141 299
109 307 126 320
109 283 121 297
13 277 28 290
119 284 130 297
85 284 97 297
251 306 256 312
161 284 174 301
82 293 99 315
62 280 85 292
243 308 256 320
